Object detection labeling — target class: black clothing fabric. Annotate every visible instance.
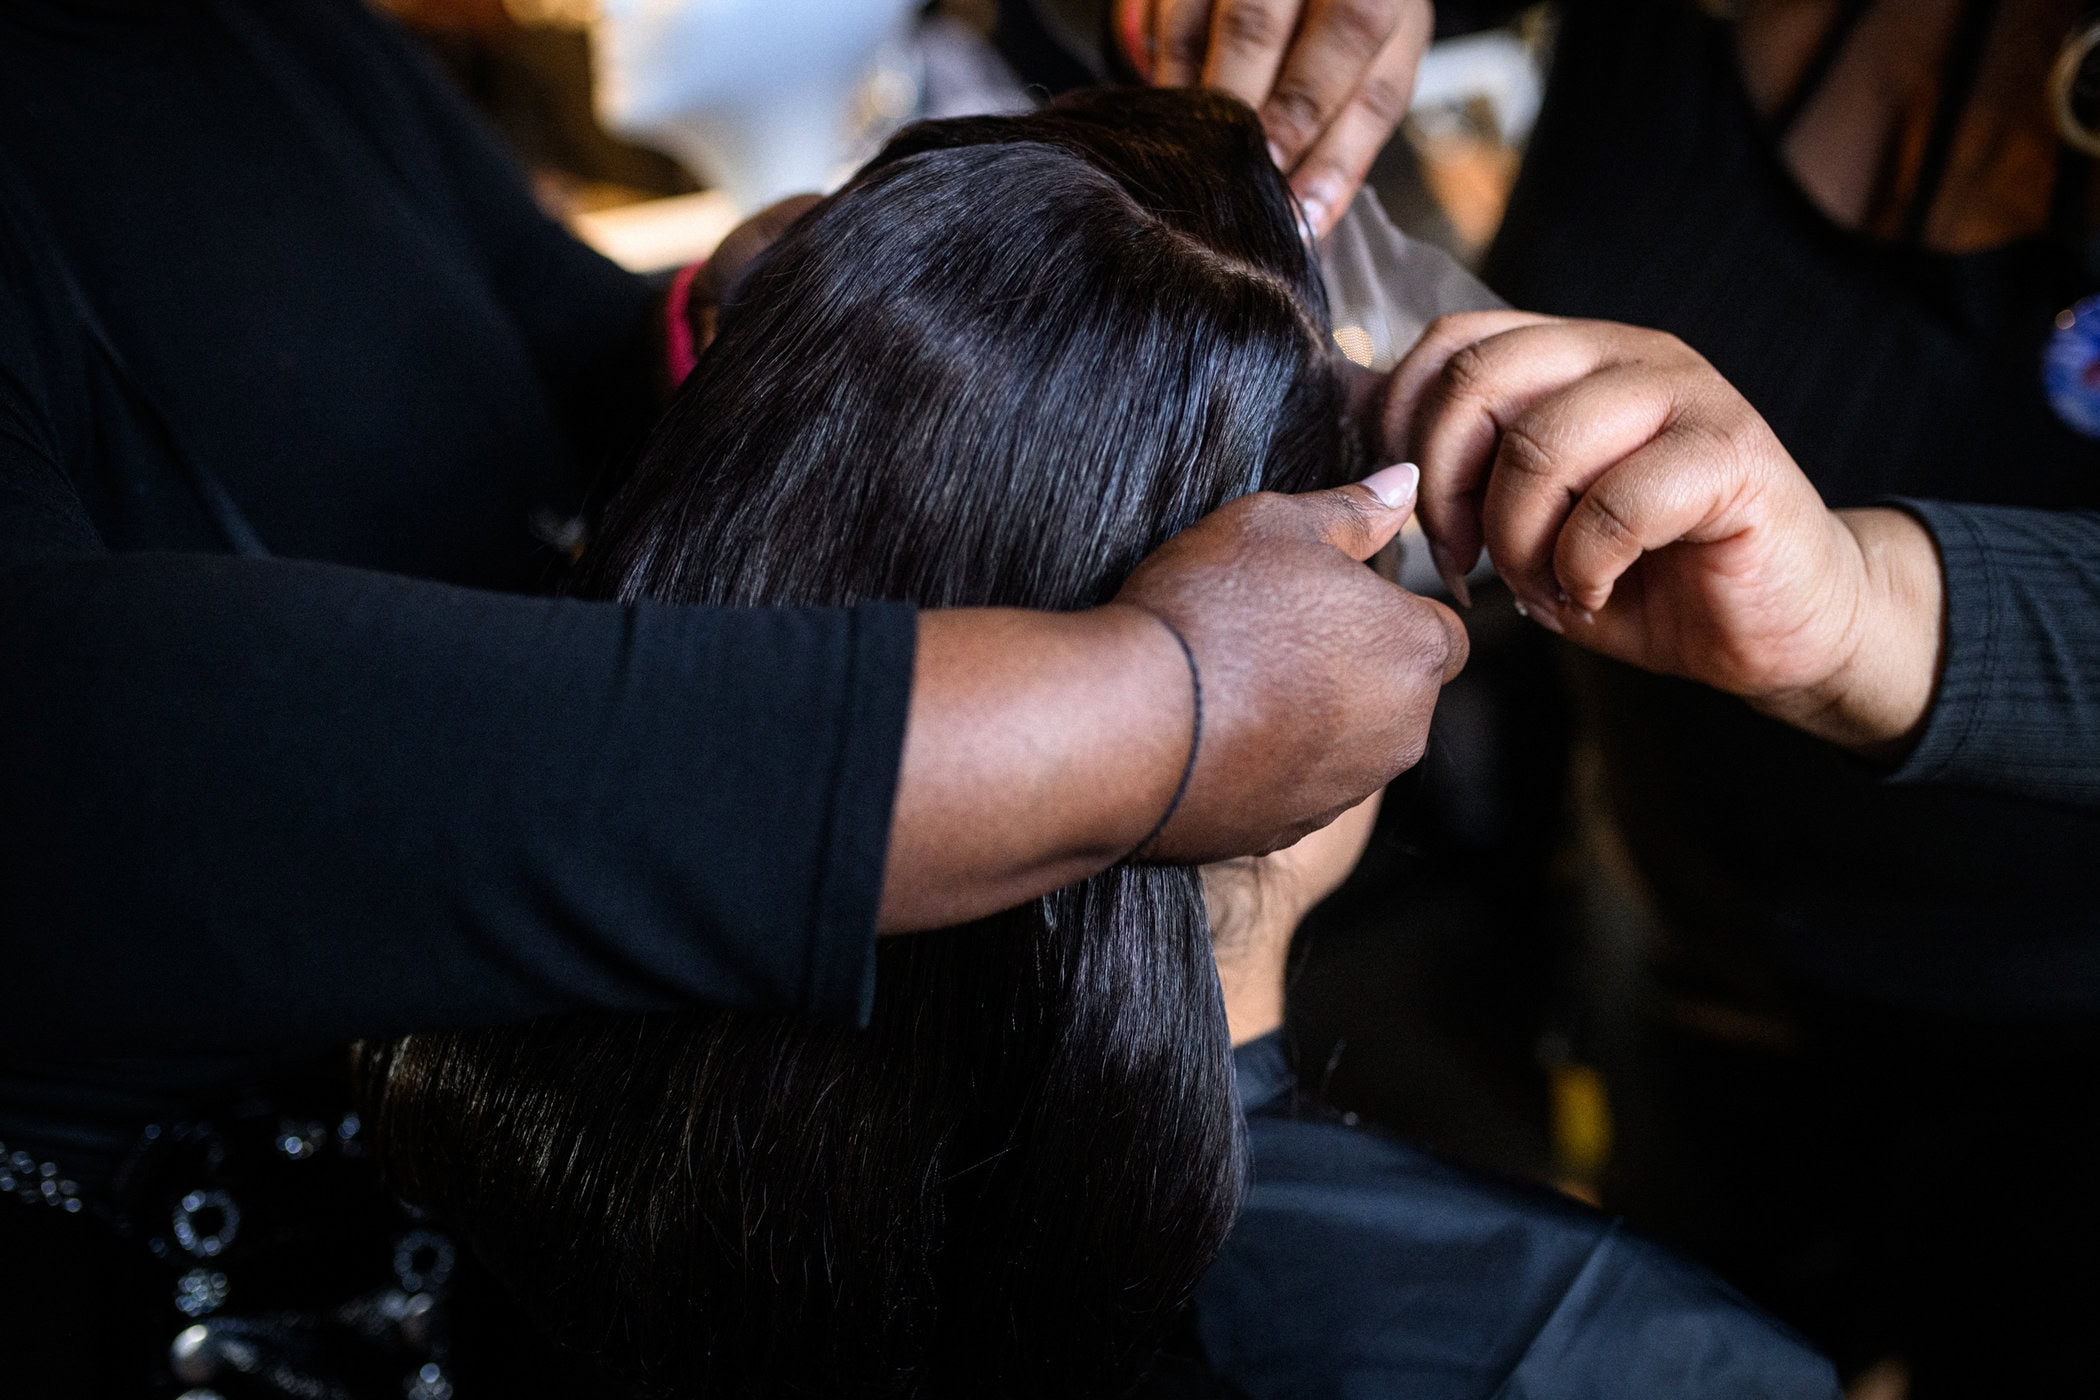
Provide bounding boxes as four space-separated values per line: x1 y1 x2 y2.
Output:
0 0 913 1193
1191 1034 1840 1400
1896 498 2100 802
1473 3 2100 1389
1598 991 2100 1394
1479 0 2100 1014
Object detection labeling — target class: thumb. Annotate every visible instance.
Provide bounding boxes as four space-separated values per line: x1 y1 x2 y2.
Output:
1295 463 1418 562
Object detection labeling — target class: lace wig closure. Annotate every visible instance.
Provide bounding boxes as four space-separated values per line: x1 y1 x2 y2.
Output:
360 89 1356 1399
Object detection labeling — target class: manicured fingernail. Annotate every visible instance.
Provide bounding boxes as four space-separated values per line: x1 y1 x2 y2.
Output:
1524 598 1565 635
1360 461 1419 510
1428 540 1473 608
1295 200 1325 246
1573 584 1613 620
1298 177 1342 240
1268 140 1288 170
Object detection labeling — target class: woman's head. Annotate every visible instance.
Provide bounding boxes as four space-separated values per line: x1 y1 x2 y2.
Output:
360 89 1356 1398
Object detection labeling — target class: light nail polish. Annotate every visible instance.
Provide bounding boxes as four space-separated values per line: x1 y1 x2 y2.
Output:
1360 461 1419 509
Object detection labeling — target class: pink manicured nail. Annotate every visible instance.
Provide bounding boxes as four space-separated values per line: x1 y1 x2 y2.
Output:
1360 461 1419 510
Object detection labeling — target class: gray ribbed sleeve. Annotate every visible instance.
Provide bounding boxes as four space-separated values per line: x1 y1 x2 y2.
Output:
1889 500 2100 806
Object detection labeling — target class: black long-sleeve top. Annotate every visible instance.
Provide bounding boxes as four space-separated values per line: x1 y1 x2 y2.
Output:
0 0 913 1183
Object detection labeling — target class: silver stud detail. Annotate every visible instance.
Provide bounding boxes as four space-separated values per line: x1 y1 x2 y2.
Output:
171 1189 240 1258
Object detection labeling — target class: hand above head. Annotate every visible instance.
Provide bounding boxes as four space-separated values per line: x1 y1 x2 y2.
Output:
1118 0 1434 238
880 465 1467 931
1378 312 1946 756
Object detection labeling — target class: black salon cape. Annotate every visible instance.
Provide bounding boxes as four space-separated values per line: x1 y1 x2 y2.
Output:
1194 1037 1840 1400
0 0 911 1183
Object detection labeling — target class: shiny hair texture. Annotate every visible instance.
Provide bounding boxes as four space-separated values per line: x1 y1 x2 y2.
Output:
359 89 1356 1399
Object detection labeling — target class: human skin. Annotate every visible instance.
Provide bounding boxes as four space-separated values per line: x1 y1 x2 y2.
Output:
879 467 1468 932
1205 789 1383 1044
1118 0 1435 238
1382 312 1944 759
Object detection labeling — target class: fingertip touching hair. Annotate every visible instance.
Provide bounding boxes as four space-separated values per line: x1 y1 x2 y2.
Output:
359 88 1357 1399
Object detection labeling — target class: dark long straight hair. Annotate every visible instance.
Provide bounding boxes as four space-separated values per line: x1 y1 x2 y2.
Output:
360 88 1356 1399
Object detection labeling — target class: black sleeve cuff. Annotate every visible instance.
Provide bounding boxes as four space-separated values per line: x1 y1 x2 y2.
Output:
1880 498 1999 788
1881 499 2100 806
800 601 916 1023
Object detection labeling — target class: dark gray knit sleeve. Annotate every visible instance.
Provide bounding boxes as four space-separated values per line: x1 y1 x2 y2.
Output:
1886 500 2100 806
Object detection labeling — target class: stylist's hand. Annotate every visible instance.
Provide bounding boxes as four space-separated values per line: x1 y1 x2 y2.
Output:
1119 464 1466 862
1383 313 1944 754
1120 0 1433 237
886 464 1463 931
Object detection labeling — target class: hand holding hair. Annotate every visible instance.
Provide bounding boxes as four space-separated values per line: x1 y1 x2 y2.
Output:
880 467 1465 931
1115 464 1465 860
1381 312 1946 756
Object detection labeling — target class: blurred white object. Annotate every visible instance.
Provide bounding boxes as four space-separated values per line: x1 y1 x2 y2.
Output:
1408 29 1543 145
593 0 922 212
581 2 1029 270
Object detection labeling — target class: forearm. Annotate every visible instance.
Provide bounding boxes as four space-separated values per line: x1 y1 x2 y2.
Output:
880 605 1191 931
0 555 910 1052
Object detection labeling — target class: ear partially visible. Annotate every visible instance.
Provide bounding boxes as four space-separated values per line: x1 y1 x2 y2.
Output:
1201 790 1383 1044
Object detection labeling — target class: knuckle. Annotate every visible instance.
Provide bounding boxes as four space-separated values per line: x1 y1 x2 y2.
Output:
1350 68 1412 127
1216 0 1290 54
1233 489 1292 533
1574 489 1640 553
1422 312 1470 343
1323 0 1400 53
1162 25 1207 69
1328 487 1378 536
1677 405 1753 478
1263 83 1325 142
1495 422 1561 482
1438 341 1497 406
